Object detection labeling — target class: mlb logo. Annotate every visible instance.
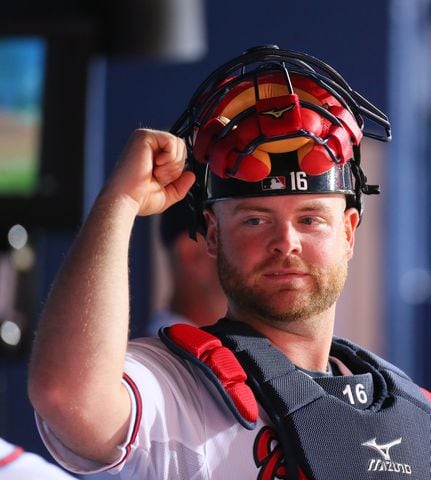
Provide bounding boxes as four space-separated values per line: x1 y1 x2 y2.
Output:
261 176 286 191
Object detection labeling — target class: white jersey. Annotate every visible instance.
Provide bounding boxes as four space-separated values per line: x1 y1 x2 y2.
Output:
0 438 77 479
36 337 280 479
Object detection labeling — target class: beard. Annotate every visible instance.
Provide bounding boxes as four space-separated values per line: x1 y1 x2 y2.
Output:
216 233 348 327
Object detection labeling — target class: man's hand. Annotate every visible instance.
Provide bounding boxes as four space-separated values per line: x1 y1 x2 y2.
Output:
103 129 196 216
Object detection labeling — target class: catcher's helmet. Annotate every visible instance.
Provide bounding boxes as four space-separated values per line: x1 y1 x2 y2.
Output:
171 45 391 237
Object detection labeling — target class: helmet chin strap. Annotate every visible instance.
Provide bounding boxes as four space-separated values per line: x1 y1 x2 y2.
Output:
348 144 380 221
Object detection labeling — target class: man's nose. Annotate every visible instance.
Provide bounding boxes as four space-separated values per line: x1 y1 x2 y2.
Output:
268 222 302 256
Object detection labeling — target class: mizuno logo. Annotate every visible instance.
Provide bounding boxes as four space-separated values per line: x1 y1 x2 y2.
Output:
362 437 412 475
362 437 402 461
260 104 295 119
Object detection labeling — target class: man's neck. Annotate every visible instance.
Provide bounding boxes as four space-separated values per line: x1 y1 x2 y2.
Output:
227 306 335 373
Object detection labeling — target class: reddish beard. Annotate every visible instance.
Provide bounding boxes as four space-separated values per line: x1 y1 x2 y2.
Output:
216 234 348 325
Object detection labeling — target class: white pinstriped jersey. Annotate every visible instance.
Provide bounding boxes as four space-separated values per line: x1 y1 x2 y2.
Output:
36 337 273 479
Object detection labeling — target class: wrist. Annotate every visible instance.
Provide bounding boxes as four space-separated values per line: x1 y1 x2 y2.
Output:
92 189 141 227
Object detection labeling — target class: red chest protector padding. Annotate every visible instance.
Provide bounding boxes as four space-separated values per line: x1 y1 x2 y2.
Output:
421 387 431 402
161 323 258 428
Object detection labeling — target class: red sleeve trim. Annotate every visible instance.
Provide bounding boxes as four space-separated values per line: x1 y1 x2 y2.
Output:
0 446 24 467
112 373 142 468
420 387 431 403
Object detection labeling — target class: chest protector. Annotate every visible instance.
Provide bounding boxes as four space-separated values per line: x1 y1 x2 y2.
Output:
159 319 431 480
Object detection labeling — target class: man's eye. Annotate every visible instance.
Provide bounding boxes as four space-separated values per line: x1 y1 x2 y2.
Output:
245 217 264 226
301 217 314 225
300 216 322 226
300 215 326 226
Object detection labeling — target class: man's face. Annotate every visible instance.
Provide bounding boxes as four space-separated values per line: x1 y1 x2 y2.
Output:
204 194 359 328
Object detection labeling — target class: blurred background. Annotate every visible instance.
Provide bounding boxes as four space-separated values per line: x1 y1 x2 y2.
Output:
0 0 430 464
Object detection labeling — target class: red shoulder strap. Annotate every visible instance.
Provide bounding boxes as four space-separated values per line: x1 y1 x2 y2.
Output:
165 323 259 425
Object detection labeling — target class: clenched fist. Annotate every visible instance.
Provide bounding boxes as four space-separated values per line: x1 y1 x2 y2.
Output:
103 129 196 216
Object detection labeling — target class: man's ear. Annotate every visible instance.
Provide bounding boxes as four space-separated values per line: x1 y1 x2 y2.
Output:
203 208 218 258
344 207 360 260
